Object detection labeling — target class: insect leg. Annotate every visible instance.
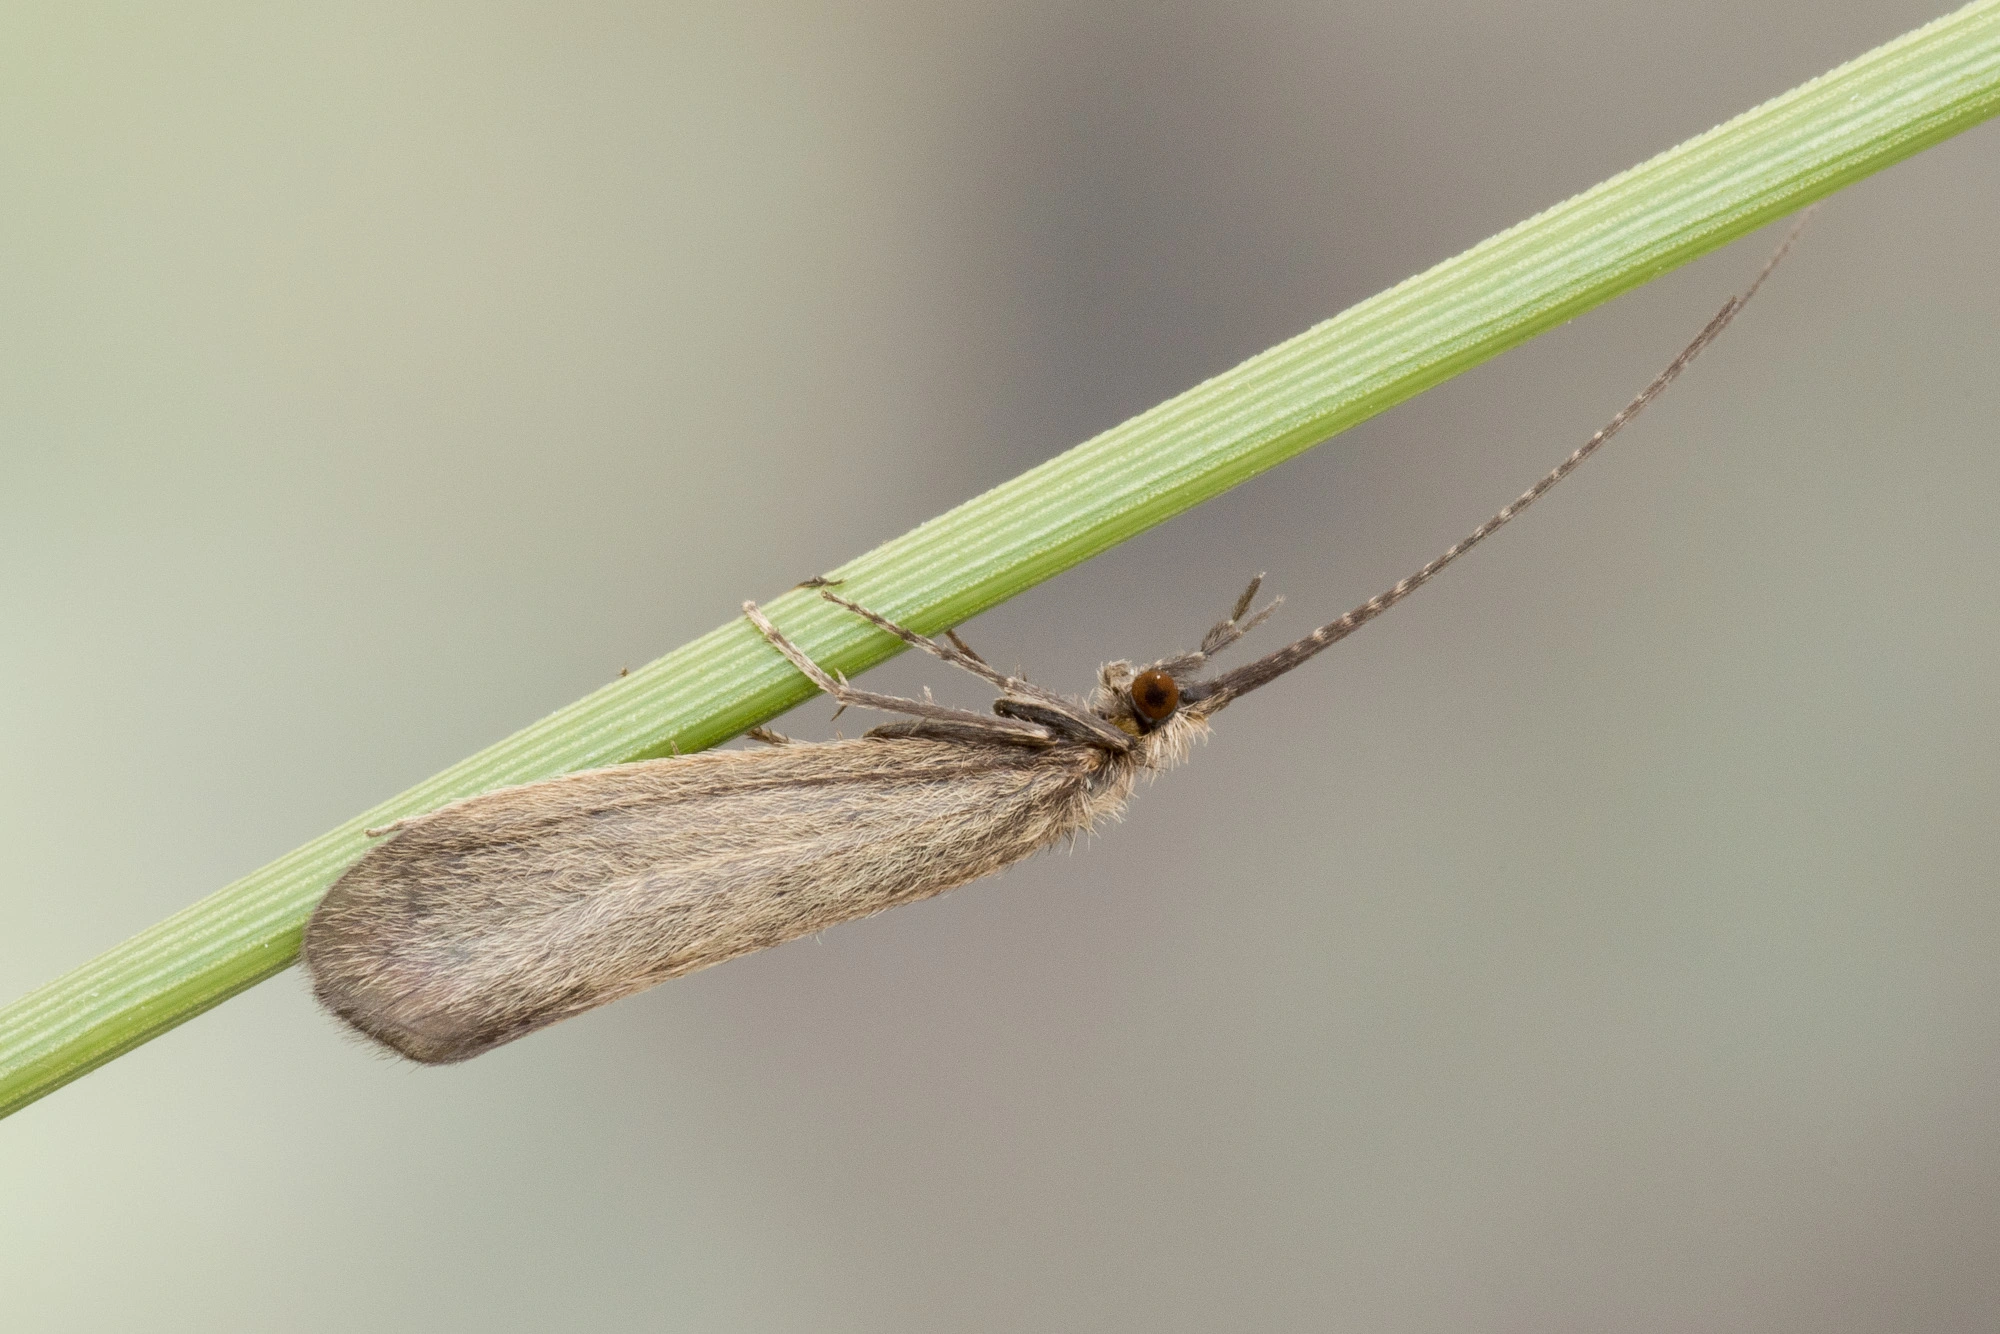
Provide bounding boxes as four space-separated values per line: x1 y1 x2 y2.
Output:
815 590 1135 751
814 590 1023 690
943 629 987 665
742 602 1057 744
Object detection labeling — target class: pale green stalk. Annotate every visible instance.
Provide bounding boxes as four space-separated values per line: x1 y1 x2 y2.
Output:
5 0 1999 1119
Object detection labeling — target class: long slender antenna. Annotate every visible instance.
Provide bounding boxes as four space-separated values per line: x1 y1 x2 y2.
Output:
1189 211 1813 709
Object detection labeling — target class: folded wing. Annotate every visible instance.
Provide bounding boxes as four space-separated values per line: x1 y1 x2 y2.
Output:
304 734 1115 1062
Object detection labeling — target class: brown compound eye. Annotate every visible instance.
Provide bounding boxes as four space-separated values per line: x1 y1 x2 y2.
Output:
1129 668 1180 725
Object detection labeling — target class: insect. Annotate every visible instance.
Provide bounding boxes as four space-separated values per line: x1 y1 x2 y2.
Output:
303 224 1805 1064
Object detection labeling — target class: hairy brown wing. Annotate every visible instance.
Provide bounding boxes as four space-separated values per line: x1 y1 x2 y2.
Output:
303 734 1126 1063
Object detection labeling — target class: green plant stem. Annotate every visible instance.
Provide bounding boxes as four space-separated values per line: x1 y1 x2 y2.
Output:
6 0 2000 1120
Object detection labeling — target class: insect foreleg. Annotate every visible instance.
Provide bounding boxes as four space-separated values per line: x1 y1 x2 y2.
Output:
943 629 987 665
742 601 1057 745
815 589 1027 692
814 589 1134 749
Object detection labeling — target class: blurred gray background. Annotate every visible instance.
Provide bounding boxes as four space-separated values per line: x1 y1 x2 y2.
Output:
5 2 1998 1330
